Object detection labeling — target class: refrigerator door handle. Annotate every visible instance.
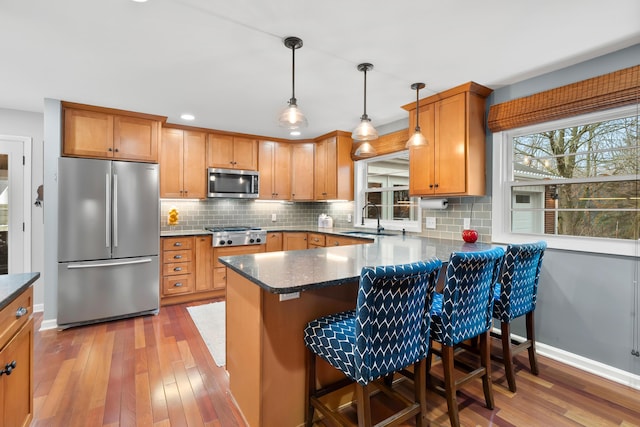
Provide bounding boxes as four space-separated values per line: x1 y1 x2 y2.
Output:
66 258 153 269
105 173 111 248
113 173 118 248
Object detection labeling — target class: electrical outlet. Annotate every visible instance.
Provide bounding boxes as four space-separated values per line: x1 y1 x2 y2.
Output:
271 213 277 222
347 214 352 223
425 217 436 229
463 218 471 229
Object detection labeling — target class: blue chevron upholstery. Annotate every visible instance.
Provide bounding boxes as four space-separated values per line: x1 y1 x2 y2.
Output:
427 247 504 427
430 247 505 346
491 241 546 392
493 241 547 323
304 258 442 386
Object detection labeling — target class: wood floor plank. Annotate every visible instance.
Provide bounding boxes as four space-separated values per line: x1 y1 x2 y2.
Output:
31 301 640 427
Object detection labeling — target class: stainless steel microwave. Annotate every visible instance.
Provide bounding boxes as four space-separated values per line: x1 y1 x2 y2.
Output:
207 168 259 198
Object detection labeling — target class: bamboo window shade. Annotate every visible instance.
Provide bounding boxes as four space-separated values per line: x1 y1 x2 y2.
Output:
487 64 640 132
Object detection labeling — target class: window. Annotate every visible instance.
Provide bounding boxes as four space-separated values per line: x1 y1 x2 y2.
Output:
493 105 639 255
354 151 421 232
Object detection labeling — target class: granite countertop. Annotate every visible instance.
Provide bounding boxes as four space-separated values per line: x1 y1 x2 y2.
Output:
219 234 495 294
0 272 40 311
161 226 367 237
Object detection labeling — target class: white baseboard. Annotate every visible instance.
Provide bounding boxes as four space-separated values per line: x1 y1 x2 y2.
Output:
39 318 58 331
493 328 640 391
33 303 44 313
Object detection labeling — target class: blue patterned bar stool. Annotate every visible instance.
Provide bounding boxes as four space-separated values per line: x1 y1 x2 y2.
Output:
303 258 442 427
492 241 547 392
428 247 504 427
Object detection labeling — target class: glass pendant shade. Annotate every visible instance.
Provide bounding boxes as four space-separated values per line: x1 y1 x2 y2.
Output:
351 116 379 141
278 36 307 130
278 99 307 130
354 141 376 157
406 82 428 148
352 63 378 150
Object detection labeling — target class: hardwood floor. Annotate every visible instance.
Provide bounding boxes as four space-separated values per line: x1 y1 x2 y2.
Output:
32 300 640 426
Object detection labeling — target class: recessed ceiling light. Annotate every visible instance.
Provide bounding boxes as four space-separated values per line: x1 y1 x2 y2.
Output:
180 113 195 121
290 130 301 136
131 0 148 3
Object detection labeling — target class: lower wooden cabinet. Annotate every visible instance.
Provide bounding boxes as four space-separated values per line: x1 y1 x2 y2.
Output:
0 286 33 427
325 235 372 247
283 232 308 251
265 232 283 252
307 232 326 249
212 245 266 290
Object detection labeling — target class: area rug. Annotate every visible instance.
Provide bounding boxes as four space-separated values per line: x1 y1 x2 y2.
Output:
187 301 226 367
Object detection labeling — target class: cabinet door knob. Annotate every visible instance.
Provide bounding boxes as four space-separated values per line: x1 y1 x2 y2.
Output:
108 148 113 152
429 184 434 188
0 361 16 376
434 184 439 188
15 307 28 318
174 267 182 272
114 148 119 152
174 242 182 246
174 282 183 287
174 255 182 259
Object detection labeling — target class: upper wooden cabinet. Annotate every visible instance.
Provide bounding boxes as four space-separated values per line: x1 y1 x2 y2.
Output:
405 82 491 197
258 141 291 200
314 132 354 201
207 134 258 171
62 102 163 163
160 128 207 199
291 142 315 201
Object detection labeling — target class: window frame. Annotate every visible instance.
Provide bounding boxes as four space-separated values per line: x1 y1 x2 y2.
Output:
354 151 422 233
492 104 639 257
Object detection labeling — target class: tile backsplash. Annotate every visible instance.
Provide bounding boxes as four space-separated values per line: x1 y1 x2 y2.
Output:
160 197 492 243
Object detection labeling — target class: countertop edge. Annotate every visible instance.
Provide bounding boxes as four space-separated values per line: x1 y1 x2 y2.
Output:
0 272 40 311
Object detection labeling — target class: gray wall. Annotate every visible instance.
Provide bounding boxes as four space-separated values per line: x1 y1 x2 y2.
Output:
487 43 640 374
0 108 45 308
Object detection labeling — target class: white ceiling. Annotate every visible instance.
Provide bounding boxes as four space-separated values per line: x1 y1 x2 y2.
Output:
1 0 639 140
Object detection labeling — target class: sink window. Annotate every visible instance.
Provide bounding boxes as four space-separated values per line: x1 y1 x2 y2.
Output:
355 151 421 232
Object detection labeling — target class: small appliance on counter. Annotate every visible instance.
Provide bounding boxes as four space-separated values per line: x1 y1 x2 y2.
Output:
318 214 333 228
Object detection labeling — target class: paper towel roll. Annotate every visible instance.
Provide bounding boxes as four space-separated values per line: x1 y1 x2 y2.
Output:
419 198 449 210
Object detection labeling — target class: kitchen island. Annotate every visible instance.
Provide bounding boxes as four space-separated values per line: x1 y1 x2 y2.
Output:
219 235 493 427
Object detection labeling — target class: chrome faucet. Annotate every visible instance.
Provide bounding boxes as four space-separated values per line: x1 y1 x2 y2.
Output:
362 202 384 233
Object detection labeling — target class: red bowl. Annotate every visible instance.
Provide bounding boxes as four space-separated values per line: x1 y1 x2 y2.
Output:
462 229 478 243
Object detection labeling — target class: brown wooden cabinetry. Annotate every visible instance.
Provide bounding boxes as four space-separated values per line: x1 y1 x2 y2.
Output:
62 102 163 163
258 141 291 200
195 235 214 292
307 233 326 249
160 128 207 198
291 143 315 201
325 235 373 247
212 245 266 290
207 134 258 171
0 286 33 427
405 82 491 197
283 232 308 251
314 132 354 201
161 236 194 298
265 232 283 252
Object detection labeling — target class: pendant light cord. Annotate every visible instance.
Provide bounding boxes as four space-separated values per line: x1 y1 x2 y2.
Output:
291 45 296 103
415 87 420 132
362 67 368 118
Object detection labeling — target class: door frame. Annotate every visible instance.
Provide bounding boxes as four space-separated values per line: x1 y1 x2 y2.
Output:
0 135 32 273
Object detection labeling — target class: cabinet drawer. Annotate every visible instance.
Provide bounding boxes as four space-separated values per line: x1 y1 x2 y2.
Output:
162 274 194 296
307 233 326 247
162 237 193 251
162 262 193 276
162 249 193 263
0 287 32 350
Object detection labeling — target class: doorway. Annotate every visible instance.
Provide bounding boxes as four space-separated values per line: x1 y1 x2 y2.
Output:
0 136 31 273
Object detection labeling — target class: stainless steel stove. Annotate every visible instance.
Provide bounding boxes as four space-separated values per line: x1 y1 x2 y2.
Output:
205 226 267 247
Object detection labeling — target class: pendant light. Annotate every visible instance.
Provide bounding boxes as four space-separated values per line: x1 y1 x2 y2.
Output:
278 36 307 131
406 82 428 148
352 63 378 154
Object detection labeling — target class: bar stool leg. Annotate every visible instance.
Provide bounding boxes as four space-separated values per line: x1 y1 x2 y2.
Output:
501 321 517 392
480 331 495 409
355 383 373 427
526 311 539 375
442 345 460 427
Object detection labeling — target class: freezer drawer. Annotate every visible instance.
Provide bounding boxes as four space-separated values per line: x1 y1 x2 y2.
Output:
58 256 159 327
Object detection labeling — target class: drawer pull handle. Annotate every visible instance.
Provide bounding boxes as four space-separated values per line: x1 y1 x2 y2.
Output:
174 242 182 246
0 361 16 376
16 307 28 318
174 255 182 259
174 282 183 287
174 267 182 271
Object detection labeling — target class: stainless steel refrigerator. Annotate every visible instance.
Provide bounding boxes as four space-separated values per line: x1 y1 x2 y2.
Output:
57 157 160 328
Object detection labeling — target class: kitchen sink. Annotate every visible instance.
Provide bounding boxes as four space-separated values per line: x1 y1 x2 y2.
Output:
342 231 398 237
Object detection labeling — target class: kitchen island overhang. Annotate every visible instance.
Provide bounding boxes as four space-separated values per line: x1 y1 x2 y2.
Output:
219 235 495 427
